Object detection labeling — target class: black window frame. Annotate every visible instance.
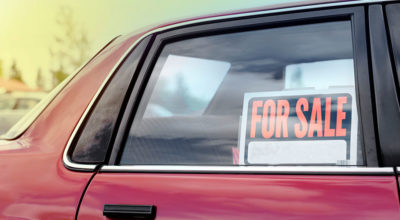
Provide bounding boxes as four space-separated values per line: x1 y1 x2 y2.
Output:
108 6 379 167
367 3 400 166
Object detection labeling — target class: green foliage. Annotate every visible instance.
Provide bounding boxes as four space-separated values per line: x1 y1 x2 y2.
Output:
52 66 69 86
36 68 46 89
50 6 91 88
10 60 23 82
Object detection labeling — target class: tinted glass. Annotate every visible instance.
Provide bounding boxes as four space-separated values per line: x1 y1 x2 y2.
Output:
386 3 400 89
70 37 150 164
120 21 363 166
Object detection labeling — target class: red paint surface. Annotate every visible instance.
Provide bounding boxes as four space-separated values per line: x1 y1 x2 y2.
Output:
0 2 399 219
78 173 400 220
0 33 143 219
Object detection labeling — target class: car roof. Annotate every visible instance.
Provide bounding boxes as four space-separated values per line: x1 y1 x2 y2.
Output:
123 0 388 39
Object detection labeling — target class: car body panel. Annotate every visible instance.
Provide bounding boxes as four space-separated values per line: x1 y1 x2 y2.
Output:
0 32 146 219
78 173 400 219
0 1 399 219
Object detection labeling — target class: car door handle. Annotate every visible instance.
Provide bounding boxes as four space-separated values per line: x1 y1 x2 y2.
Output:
103 204 156 219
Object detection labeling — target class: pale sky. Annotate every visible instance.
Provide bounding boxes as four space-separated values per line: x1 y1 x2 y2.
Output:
0 0 297 89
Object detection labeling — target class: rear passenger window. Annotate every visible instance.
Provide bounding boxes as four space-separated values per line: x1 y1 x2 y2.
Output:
120 21 363 166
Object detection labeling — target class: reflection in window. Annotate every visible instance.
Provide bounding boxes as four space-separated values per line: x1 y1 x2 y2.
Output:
144 55 230 118
285 59 354 90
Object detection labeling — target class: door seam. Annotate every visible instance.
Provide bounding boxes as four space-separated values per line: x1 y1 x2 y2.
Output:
75 165 101 220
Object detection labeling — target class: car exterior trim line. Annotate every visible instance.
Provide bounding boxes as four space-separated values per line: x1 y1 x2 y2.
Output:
63 0 393 172
100 166 394 175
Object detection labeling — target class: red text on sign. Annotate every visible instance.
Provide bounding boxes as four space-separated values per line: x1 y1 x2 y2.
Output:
250 96 348 139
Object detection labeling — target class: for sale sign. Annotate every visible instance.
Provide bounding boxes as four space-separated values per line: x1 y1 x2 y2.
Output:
239 88 358 165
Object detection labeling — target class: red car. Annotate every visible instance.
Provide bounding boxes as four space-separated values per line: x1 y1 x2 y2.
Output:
1 0 400 219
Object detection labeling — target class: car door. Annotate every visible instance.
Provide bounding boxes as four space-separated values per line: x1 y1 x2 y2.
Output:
73 4 400 220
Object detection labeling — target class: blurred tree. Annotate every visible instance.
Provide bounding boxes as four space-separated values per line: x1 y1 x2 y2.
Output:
0 59 3 78
52 66 69 87
36 68 46 89
50 6 91 88
10 60 23 82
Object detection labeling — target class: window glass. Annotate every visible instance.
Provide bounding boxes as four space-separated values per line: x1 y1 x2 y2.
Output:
120 21 363 166
144 55 230 118
386 4 400 90
70 37 150 164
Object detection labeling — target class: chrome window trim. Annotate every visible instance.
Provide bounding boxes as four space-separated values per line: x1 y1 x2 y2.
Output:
101 165 394 175
63 0 393 172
